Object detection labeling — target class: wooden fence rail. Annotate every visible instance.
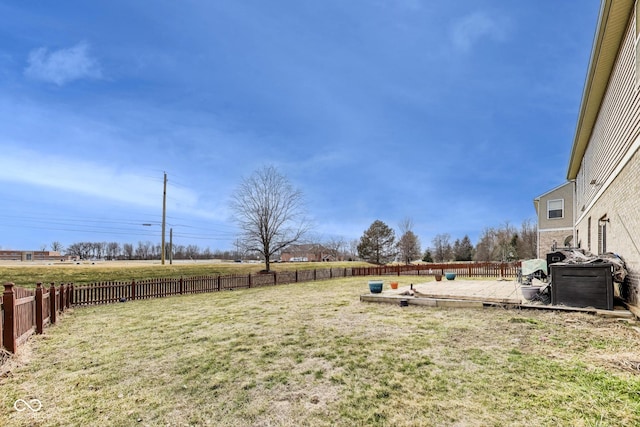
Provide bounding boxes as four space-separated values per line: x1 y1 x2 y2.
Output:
1 263 511 353
2 282 70 353
350 262 521 278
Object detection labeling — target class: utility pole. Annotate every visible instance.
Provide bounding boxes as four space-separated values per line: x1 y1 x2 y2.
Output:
169 227 173 265
162 172 167 265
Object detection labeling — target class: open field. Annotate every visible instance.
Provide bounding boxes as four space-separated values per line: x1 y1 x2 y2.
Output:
0 260 369 288
2 276 640 426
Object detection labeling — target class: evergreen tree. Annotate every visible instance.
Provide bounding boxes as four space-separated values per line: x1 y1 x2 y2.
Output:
357 220 396 264
454 235 474 261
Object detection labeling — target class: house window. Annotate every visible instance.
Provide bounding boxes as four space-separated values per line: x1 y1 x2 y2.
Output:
588 217 592 251
547 199 564 219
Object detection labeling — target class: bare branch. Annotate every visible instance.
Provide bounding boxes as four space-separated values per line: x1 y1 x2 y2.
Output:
230 165 311 271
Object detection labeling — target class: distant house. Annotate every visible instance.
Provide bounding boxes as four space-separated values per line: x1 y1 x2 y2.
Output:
563 0 640 306
533 182 575 258
280 244 335 262
0 250 64 261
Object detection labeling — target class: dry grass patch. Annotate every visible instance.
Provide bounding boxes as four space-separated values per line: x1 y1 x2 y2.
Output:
0 260 369 288
1 276 640 426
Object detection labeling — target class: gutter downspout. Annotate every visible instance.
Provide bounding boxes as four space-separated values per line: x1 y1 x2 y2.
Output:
571 179 577 247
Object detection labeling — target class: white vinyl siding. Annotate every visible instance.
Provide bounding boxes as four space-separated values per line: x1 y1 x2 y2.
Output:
636 1 640 85
577 10 640 215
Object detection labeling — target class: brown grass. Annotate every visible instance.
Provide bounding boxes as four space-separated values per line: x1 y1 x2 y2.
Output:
1 276 640 426
0 260 369 288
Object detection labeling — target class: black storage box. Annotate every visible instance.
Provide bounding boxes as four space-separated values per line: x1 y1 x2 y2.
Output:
546 251 566 274
550 263 613 310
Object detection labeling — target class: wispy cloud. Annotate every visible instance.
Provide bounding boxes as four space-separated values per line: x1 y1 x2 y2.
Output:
24 41 102 85
450 12 507 52
0 145 222 220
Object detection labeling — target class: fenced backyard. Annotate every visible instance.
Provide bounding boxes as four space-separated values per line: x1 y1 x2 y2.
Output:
0 262 519 354
2 272 639 426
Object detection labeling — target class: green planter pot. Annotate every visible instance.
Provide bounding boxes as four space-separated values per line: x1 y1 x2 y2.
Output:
368 280 383 293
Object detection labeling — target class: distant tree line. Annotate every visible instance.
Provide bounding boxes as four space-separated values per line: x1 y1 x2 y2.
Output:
424 220 536 263
53 241 260 261
50 219 536 264
355 219 537 265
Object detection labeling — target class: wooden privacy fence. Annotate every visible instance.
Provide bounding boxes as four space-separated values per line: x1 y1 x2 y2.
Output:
1 268 353 353
1 263 517 354
1 283 71 354
351 262 522 278
71 268 353 306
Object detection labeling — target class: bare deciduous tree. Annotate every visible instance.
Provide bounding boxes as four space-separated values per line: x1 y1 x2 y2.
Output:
106 242 121 260
122 243 134 260
230 165 311 272
432 233 452 262
397 218 421 264
517 219 537 260
324 236 346 262
349 239 360 261
474 220 536 262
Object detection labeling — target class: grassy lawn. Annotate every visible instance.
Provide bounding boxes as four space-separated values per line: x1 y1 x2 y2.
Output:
2 276 640 426
0 261 369 288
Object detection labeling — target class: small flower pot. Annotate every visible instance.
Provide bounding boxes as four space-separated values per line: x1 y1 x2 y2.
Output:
368 280 383 294
434 274 442 282
445 273 456 280
390 282 399 290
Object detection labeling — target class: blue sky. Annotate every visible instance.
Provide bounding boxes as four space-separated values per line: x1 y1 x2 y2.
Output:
0 1 600 252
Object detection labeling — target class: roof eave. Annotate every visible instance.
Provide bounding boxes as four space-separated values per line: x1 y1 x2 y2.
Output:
567 0 634 180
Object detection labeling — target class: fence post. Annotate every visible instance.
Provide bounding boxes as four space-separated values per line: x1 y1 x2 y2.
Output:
314 269 317 281
217 275 221 292
59 284 65 313
49 283 57 324
295 270 298 282
273 272 277 285
179 277 184 295
248 274 252 289
3 283 16 353
69 283 74 306
131 280 136 300
35 283 44 334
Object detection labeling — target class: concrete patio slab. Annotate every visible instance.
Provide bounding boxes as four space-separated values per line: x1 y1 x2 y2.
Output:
391 279 522 304
360 279 635 318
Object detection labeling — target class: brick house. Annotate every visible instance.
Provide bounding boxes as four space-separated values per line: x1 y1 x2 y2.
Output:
0 250 64 261
565 0 640 305
533 182 575 258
